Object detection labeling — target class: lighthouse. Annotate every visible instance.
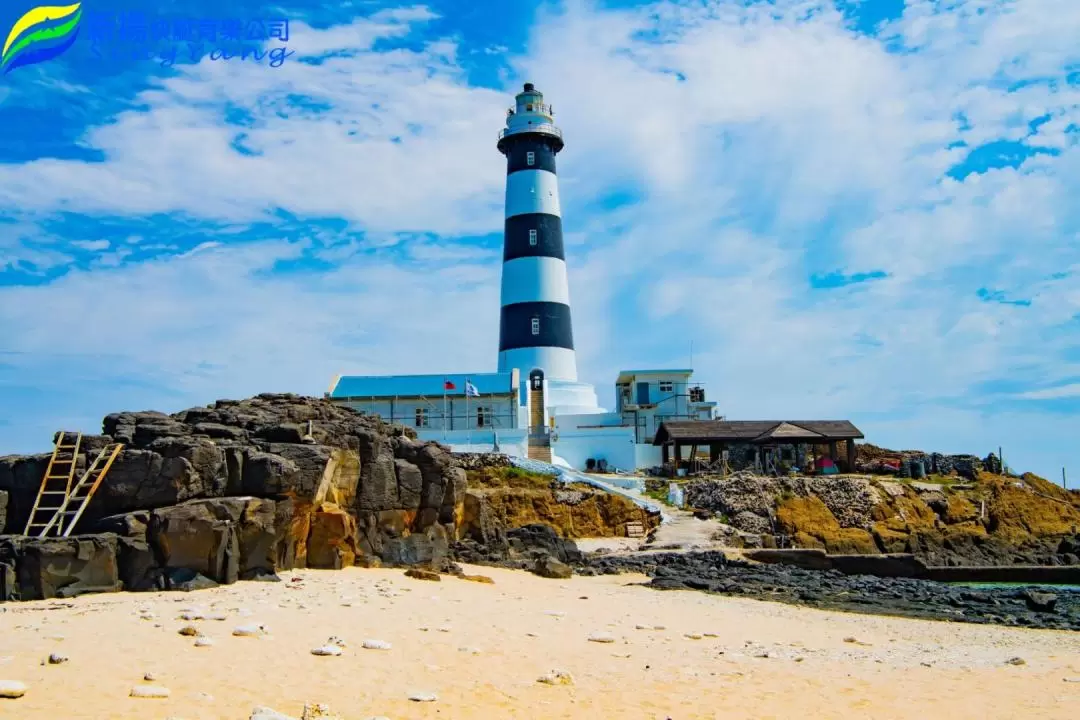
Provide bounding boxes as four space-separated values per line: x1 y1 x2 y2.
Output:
496 83 577 386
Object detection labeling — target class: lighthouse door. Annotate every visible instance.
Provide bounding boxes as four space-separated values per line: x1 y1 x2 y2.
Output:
528 370 545 431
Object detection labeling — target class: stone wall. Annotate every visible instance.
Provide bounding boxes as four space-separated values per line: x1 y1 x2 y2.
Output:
0 394 468 600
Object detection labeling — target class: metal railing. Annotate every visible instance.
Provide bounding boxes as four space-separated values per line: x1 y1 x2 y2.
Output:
498 124 563 141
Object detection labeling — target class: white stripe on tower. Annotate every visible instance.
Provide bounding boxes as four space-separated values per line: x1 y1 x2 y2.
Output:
496 82 577 382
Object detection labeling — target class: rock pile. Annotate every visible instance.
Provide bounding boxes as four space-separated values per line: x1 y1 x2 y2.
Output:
684 468 1080 566
584 551 1080 631
0 394 467 600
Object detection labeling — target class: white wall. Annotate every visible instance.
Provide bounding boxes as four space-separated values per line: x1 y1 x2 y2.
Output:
551 425 637 471
634 443 663 469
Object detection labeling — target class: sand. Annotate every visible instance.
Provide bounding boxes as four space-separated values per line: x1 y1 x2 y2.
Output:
1 565 1079 720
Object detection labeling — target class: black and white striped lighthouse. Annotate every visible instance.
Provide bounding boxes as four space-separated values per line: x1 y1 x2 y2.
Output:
496 83 577 383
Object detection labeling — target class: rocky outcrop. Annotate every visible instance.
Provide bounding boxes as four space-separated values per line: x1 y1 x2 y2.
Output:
685 469 1080 567
585 550 1080 631
1 535 121 600
0 394 468 601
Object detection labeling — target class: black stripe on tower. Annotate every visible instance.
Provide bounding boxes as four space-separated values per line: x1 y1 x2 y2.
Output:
504 136 558 174
503 214 565 261
499 301 574 351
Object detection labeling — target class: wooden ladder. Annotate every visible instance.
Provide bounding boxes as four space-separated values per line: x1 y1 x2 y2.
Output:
55 443 124 537
24 431 82 537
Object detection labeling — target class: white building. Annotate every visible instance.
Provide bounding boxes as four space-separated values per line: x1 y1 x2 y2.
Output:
325 84 718 472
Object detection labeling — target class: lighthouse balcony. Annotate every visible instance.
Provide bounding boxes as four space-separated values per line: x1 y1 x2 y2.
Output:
497 123 564 152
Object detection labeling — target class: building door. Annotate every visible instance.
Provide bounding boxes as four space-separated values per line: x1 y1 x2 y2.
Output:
636 381 650 405
529 369 545 431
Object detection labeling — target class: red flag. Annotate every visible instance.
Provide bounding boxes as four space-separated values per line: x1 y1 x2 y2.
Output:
443 379 456 390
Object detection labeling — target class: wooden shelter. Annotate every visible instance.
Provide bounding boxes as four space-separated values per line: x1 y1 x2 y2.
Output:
653 420 864 475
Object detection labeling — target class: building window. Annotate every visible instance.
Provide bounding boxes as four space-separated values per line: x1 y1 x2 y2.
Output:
526 151 535 166
528 228 537 245
531 317 540 335
477 406 490 428
659 381 673 393
415 408 428 428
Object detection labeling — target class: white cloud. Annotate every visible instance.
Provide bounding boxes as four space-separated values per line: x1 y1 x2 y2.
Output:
1 0 1079 479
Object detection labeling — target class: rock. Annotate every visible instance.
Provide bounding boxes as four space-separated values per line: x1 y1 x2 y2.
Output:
404 568 440 581
15 535 121 600
0 680 27 698
311 645 343 656
148 501 240 585
178 625 200 636
537 669 574 685
587 633 616 643
233 624 267 637
194 637 215 647
47 653 67 664
301 704 343 719
143 672 157 681
461 574 494 584
1006 657 1026 666
533 555 573 579
0 490 8 534
408 691 438 702
306 505 359 569
250 708 297 720
361 639 391 650
130 685 171 698
162 567 218 591
1022 590 1058 613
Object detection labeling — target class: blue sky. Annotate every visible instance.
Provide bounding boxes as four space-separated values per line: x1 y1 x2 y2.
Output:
0 0 1077 481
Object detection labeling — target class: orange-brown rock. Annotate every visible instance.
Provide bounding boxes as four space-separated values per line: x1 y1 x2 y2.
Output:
460 574 494 584
306 503 359 569
404 568 440 581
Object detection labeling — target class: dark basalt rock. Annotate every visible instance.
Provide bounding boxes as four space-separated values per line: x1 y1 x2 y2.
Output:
0 394 466 603
586 551 1080 632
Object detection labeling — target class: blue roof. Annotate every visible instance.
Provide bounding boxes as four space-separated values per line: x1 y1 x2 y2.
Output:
330 372 516 398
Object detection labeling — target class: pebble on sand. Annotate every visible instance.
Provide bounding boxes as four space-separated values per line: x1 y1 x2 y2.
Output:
311 645 343 657
537 669 574 685
588 633 616 643
233 624 267 637
47 653 68 664
1006 657 1026 666
0 680 27 699
178 626 200 637
362 639 391 650
408 691 438 702
194 637 215 647
130 685 171 699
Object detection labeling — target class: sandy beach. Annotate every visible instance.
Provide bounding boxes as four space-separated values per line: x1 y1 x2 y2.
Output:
1 565 1078 720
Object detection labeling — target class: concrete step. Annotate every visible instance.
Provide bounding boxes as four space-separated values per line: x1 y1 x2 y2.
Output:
527 445 552 463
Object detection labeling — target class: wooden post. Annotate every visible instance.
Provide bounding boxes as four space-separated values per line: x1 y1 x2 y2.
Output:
710 444 719 463
1064 467 1068 490
829 440 838 461
689 443 697 472
673 441 682 477
846 440 856 472
662 443 669 466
